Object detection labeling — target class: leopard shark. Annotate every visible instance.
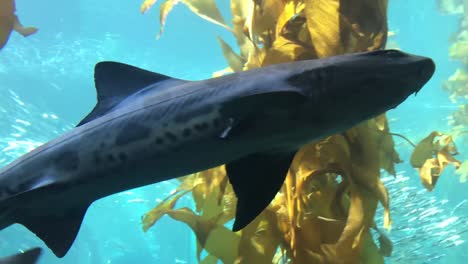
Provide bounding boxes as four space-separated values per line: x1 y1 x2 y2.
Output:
0 49 435 258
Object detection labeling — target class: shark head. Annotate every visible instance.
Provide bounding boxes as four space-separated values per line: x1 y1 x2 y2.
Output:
286 49 435 134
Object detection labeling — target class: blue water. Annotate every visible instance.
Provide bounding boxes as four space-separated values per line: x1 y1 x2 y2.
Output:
0 0 467 263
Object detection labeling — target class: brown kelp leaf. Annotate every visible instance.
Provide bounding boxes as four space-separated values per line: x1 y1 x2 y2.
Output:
292 137 351 220
275 0 300 40
338 0 388 51
345 122 392 229
141 0 230 39
204 226 241 264
321 185 366 262
168 208 241 263
141 0 158 13
262 36 313 65
230 2 257 63
12 19 37 37
239 0 255 41
230 0 253 50
217 184 237 224
456 160 468 183
175 174 203 193
231 18 251 61
236 211 280 264
157 0 180 39
198 180 225 219
419 149 461 191
443 69 468 102
419 158 440 191
0 0 15 17
450 40 468 63
368 115 401 175
360 232 385 264
374 114 387 131
0 0 37 50
437 134 459 155
304 0 344 58
182 0 230 30
448 105 468 127
286 137 352 263
410 131 442 168
329 185 379 263
243 46 265 70
279 170 297 251
200 255 218 264
191 167 226 212
437 147 462 170
212 67 234 77
0 15 14 49
251 0 285 42
230 0 250 21
217 36 244 72
411 132 461 190
141 190 189 231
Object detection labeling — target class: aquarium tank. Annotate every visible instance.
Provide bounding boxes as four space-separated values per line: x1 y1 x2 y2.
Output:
0 0 467 263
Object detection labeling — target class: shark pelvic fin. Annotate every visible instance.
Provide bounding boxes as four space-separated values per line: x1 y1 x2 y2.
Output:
16 203 90 258
77 62 187 126
0 247 42 264
226 151 296 231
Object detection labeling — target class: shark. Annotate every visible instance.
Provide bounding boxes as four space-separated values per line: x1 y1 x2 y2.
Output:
0 248 42 264
0 49 435 258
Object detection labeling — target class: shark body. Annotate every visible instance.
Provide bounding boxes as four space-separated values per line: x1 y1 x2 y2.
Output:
0 50 435 257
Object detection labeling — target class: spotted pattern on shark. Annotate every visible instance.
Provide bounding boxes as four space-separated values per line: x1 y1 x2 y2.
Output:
115 122 151 146
54 151 80 172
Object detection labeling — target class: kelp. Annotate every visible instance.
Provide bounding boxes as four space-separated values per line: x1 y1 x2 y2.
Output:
140 0 463 263
410 132 461 190
437 0 468 183
0 0 37 50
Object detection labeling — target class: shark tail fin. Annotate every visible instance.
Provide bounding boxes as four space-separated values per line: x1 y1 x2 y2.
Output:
15 202 90 258
0 247 42 264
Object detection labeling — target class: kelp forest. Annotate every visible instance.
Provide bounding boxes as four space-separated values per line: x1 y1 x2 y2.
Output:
136 0 467 263
1 0 465 263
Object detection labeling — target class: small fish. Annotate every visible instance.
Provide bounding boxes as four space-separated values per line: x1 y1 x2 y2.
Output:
0 49 435 258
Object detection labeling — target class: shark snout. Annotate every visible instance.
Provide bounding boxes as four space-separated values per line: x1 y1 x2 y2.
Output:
417 58 436 88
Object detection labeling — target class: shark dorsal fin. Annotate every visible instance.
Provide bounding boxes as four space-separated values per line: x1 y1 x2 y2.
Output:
77 62 186 126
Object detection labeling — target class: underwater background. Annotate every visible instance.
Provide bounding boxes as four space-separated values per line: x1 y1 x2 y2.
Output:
0 0 467 263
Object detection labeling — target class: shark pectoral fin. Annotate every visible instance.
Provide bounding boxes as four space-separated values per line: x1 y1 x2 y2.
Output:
77 62 188 126
16 203 90 258
226 151 296 231
0 247 42 264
